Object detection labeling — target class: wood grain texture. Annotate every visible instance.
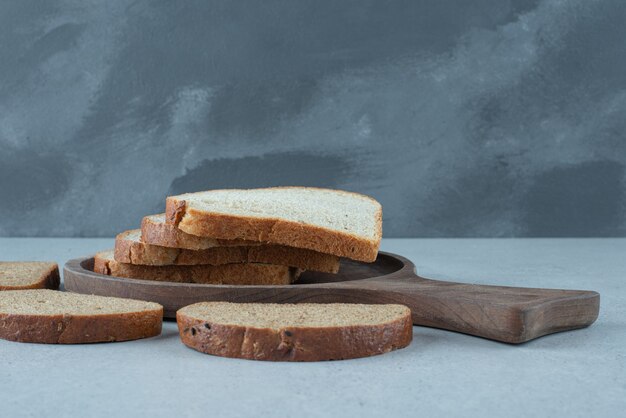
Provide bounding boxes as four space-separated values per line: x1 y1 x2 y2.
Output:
64 252 600 344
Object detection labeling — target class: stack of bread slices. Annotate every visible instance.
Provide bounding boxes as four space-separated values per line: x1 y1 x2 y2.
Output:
0 187 415 360
94 187 383 285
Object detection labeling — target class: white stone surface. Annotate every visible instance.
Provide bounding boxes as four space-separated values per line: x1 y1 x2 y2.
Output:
0 238 624 418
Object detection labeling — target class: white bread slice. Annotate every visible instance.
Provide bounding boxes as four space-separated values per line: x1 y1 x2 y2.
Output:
0 289 162 344
165 187 382 262
95 250 300 285
0 262 60 290
115 229 339 273
177 302 412 361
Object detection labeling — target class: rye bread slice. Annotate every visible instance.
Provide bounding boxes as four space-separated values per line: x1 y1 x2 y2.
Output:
141 214 257 250
116 229 340 273
165 187 382 262
0 289 162 344
95 250 300 285
177 302 412 361
0 262 60 291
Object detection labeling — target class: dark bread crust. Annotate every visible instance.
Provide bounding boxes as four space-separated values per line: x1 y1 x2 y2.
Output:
165 187 382 262
0 262 60 291
115 230 340 273
95 252 301 285
177 306 412 361
0 309 162 344
141 214 256 250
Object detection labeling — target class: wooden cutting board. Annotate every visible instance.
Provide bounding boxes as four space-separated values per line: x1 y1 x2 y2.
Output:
64 251 599 344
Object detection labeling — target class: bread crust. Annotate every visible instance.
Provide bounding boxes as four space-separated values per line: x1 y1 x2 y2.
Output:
0 262 60 291
116 230 340 273
95 252 301 285
165 187 383 262
0 309 162 344
141 214 256 250
177 306 412 361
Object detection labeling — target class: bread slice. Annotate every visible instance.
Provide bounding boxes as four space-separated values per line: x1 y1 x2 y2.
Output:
0 262 60 291
165 187 382 262
142 214 256 250
116 229 340 273
177 302 412 361
0 289 162 344
95 251 300 285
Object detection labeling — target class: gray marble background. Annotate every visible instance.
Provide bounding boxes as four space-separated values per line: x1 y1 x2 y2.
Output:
1 0 624 237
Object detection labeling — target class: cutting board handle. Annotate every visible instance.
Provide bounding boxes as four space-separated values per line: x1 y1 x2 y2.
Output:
352 274 600 343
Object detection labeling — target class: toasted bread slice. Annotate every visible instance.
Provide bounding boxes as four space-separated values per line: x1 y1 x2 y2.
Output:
95 250 300 285
116 229 339 273
165 187 382 262
177 302 412 361
0 289 162 344
0 262 60 291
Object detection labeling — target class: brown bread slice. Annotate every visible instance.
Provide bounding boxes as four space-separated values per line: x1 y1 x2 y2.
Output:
165 187 382 262
142 214 256 250
177 302 412 361
95 250 300 285
0 262 60 291
116 229 340 273
0 289 162 344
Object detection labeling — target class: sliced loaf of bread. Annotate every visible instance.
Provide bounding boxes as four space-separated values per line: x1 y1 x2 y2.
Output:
116 229 339 273
165 187 382 262
0 289 162 344
0 262 60 291
142 213 256 250
177 302 412 361
95 251 300 285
